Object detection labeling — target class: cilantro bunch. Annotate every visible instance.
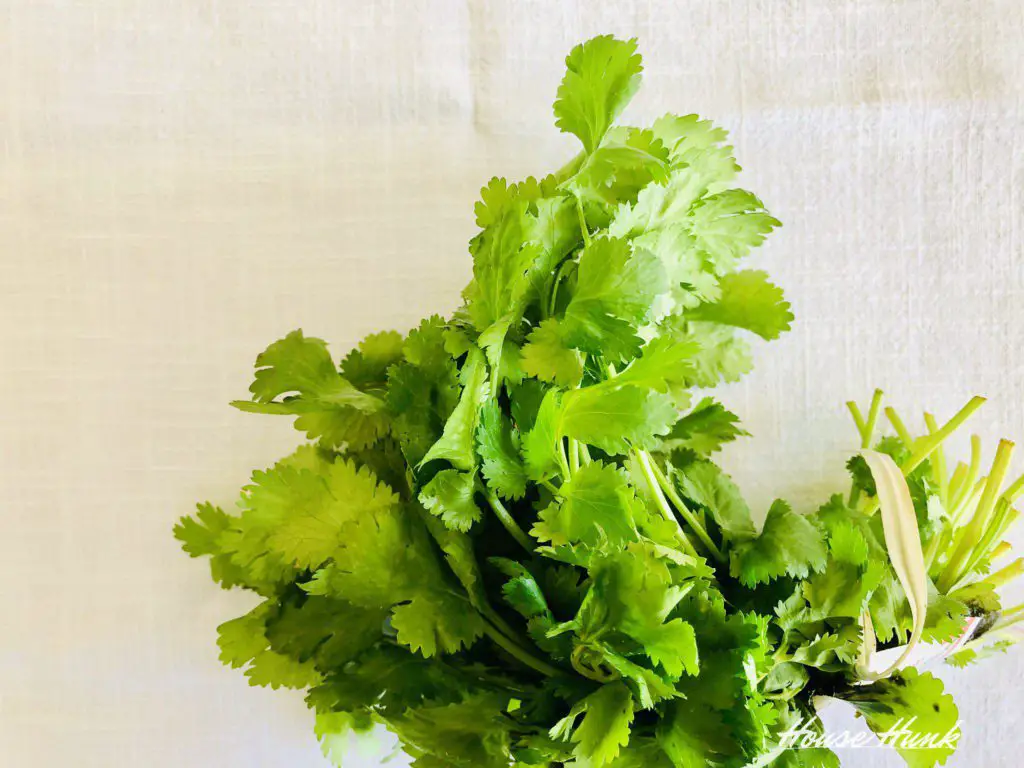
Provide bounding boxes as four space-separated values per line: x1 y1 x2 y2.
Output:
176 36 1022 768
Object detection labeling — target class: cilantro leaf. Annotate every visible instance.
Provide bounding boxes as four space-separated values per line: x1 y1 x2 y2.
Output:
533 462 641 549
419 469 481 532
554 36 643 153
845 668 960 768
674 459 756 541
555 682 635 766
729 501 828 587
420 346 489 470
687 270 793 340
562 236 667 362
233 330 388 449
676 321 755 387
664 397 747 454
561 384 677 455
522 388 563 482
476 401 529 500
687 189 781 267
390 590 486 657
521 318 584 388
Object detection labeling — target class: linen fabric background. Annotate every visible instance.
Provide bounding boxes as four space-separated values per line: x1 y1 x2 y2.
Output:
2 1 1023 765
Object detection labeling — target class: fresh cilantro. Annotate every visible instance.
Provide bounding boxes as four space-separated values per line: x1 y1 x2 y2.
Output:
176 35 1023 768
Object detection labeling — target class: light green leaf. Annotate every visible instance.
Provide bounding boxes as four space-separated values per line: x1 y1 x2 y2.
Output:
476 401 529 500
533 462 640 548
687 270 793 340
729 501 828 587
554 36 643 153
420 347 489 470
521 319 584 387
418 469 481 532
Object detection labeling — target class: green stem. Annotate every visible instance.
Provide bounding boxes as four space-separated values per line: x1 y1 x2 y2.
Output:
481 621 563 678
633 450 698 557
885 406 914 448
864 397 986 516
924 412 949 509
579 443 592 465
981 557 1024 590
906 398 986 475
1002 470 1024 503
569 438 581 474
939 438 1015 592
648 457 726 563
485 492 535 553
557 438 572 480
575 198 592 246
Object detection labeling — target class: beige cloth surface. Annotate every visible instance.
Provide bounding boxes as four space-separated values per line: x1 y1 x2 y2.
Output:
2 1 1023 765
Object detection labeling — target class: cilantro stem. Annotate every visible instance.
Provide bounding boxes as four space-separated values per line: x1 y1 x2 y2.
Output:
575 198 592 246
557 438 572 480
939 438 1015 592
579 443 592 465
884 406 913 448
924 412 949 509
903 397 986 477
485 491 535 552
1001 470 1024 503
981 557 1024 590
648 456 726 563
953 435 984 512
864 397 986 517
568 438 581 474
847 389 884 448
547 256 574 318
481 621 563 678
634 450 699 558
541 479 560 495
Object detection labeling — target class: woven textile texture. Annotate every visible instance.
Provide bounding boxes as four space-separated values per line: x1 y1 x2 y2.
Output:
2 1 1022 765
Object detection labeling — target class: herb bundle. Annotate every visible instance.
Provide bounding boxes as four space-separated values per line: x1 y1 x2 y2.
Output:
175 36 1023 768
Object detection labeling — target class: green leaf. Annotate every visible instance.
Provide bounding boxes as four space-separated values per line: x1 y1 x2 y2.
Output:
248 457 399 570
390 590 486 657
674 459 756 541
476 401 529 500
264 596 386 668
387 317 461 465
923 593 969 644
613 336 698 406
608 168 710 239
651 113 739 187
491 558 553 620
729 501 828 587
562 236 666 362
233 330 388 449
561 384 676 455
420 347 489 470
658 699 739 768
216 604 322 690
341 330 405 390
533 462 640 549
554 36 643 153
789 629 860 671
664 397 748 454
687 270 793 340
563 129 670 209
687 189 781 267
521 319 584 388
845 668 961 768
556 682 635 766
418 469 481 532
522 388 564 481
